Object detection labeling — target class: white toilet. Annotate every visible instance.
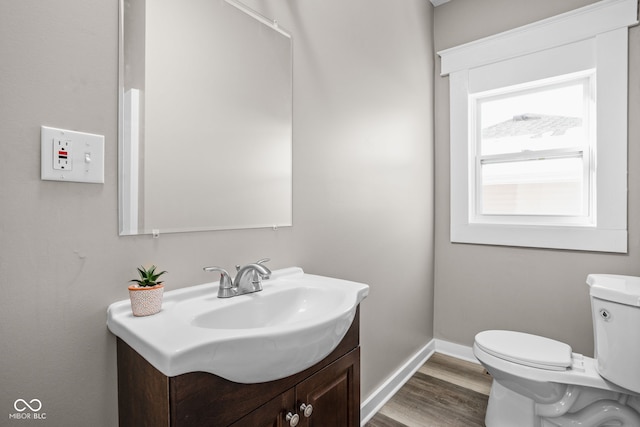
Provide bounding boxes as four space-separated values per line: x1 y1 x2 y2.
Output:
473 274 640 427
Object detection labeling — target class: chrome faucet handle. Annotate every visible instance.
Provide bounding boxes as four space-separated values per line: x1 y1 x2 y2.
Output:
255 258 271 278
203 266 235 298
249 258 271 285
235 258 271 278
234 263 270 293
236 258 270 268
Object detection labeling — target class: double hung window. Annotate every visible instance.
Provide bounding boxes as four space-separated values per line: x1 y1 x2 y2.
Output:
473 71 594 223
439 0 637 253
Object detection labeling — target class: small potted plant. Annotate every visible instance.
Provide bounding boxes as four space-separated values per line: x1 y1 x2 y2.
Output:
128 265 167 317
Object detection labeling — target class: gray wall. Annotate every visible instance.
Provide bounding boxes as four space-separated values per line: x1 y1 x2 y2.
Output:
0 0 434 425
434 0 640 356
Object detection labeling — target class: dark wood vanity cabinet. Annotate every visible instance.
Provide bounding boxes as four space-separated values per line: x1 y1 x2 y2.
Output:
230 348 359 427
116 310 360 427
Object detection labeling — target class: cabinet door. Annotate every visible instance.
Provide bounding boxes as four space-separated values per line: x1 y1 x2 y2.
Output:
230 388 296 427
296 348 360 427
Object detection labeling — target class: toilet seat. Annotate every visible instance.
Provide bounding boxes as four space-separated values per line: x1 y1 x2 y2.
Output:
475 330 572 371
474 339 632 393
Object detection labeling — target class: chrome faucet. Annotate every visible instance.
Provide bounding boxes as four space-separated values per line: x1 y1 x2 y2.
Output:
203 258 271 298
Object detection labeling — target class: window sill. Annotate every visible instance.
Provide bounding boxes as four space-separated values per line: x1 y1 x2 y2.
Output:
451 223 627 253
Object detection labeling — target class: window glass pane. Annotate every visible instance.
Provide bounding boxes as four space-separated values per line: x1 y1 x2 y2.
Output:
481 157 584 216
479 80 588 156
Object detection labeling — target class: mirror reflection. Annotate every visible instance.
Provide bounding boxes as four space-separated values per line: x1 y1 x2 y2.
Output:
119 0 293 235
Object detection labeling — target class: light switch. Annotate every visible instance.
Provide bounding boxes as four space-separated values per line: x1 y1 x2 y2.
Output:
41 126 104 183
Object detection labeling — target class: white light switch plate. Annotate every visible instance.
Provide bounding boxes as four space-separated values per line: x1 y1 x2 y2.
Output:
41 126 105 183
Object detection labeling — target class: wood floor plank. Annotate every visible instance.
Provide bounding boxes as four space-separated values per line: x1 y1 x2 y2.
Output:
366 353 491 427
378 372 488 427
364 412 408 427
419 353 492 396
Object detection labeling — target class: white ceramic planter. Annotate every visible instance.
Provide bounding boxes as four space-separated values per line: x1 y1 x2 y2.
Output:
128 284 164 317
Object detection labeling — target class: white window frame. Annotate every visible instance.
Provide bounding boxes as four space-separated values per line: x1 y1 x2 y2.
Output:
438 0 638 253
471 71 595 224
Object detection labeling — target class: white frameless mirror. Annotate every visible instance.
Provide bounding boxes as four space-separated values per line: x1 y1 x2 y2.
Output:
118 0 293 235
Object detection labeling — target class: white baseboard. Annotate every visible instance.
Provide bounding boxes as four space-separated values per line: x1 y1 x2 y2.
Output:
360 340 436 424
434 338 478 364
360 339 476 425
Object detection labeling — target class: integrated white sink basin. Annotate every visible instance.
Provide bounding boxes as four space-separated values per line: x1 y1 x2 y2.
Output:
191 286 345 330
107 267 369 383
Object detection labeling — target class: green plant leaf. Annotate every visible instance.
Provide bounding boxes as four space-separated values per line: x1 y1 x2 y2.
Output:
131 265 167 287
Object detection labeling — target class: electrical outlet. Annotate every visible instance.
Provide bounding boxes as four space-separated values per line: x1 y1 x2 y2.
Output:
41 126 104 183
53 138 73 171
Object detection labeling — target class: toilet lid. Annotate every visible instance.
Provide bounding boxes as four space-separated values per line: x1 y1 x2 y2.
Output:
475 330 572 371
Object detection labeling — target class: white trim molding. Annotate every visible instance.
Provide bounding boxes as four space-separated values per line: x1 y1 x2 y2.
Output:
361 340 435 425
439 0 637 253
360 339 478 425
434 339 477 363
430 0 450 6
438 0 638 76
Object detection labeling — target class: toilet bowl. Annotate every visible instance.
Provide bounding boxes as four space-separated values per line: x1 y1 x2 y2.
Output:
474 274 640 427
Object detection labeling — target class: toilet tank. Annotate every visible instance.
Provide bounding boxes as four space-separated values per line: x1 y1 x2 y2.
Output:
587 274 640 394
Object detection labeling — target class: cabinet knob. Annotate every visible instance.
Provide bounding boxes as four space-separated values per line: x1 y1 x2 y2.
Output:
285 412 299 427
300 403 313 418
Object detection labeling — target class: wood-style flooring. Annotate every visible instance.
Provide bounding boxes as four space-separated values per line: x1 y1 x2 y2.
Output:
365 353 493 427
